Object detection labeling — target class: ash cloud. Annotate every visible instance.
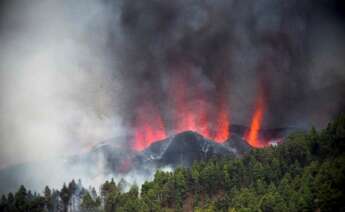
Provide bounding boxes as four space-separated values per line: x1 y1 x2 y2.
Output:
0 0 344 193
114 0 345 129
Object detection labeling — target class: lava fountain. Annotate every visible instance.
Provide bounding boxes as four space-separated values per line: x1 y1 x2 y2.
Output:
170 71 210 138
169 70 230 143
244 89 268 148
132 70 231 151
133 102 167 151
213 99 230 143
132 75 272 151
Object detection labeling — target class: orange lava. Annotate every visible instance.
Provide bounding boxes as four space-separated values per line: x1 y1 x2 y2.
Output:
133 102 167 151
132 71 231 151
245 91 268 148
171 72 211 137
169 71 230 143
213 100 230 143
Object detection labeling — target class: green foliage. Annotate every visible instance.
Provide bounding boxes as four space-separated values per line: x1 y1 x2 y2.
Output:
313 156 345 211
0 186 46 212
59 184 70 212
2 114 345 211
101 179 121 212
14 185 28 211
80 192 101 212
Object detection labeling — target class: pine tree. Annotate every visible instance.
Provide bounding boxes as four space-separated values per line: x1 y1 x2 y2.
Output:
60 184 70 212
14 185 28 211
0 195 8 212
80 192 100 212
44 186 52 212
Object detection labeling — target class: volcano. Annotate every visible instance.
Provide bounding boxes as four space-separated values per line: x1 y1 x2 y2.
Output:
132 124 293 169
82 127 290 172
137 131 236 167
0 127 290 194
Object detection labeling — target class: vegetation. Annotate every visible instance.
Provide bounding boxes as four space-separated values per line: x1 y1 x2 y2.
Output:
1 115 345 211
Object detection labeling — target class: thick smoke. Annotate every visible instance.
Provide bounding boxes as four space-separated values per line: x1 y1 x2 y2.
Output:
115 0 345 130
0 0 127 192
0 0 344 192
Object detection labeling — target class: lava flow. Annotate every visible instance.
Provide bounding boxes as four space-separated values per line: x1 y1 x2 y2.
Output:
244 91 268 148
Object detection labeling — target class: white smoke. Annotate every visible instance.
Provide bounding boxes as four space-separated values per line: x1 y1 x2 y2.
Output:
0 0 126 193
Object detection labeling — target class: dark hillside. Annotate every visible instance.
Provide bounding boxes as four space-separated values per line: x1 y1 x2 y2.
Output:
1 115 345 211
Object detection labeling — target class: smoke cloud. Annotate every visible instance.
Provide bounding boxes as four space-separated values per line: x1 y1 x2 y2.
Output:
115 0 345 129
0 0 344 192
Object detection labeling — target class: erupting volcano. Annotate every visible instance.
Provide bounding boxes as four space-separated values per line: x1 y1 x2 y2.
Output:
132 89 271 151
132 75 274 151
132 70 270 151
132 70 232 151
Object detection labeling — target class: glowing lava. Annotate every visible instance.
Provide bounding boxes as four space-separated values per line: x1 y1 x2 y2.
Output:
245 91 268 148
213 100 230 143
133 102 167 151
171 72 211 138
132 71 231 151
169 70 230 143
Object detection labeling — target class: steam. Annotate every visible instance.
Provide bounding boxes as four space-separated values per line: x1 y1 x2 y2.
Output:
0 0 344 193
0 0 128 193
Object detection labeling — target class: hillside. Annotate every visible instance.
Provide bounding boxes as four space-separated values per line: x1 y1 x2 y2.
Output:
1 115 345 211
